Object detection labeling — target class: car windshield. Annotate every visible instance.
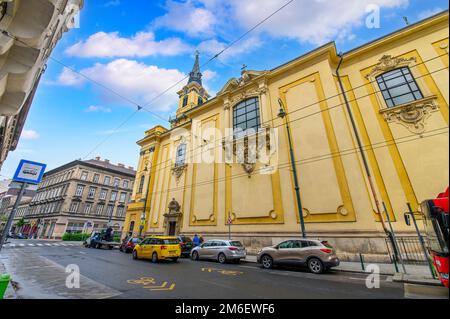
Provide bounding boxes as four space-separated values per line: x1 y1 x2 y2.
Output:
163 239 179 245
131 238 141 243
229 241 243 247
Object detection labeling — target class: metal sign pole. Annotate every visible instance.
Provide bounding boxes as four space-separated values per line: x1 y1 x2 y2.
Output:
382 202 407 274
0 182 27 252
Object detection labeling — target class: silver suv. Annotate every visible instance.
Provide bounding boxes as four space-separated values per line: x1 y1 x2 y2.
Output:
256 239 340 274
191 239 247 264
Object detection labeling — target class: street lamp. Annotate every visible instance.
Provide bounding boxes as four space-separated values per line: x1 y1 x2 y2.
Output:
278 98 306 238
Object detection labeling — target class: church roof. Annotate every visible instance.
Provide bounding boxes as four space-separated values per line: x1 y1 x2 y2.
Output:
188 51 202 85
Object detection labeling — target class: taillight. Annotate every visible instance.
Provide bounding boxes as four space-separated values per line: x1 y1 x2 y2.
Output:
180 242 185 247
320 249 332 254
229 247 238 251
161 245 167 250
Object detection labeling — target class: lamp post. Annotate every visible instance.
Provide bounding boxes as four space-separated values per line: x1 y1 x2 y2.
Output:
277 98 306 238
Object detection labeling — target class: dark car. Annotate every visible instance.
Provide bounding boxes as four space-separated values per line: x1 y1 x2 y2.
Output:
178 236 193 257
120 237 142 253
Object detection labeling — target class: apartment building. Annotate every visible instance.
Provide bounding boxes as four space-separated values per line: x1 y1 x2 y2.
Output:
26 157 135 239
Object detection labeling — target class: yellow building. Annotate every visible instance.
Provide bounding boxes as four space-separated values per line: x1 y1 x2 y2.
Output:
124 11 449 260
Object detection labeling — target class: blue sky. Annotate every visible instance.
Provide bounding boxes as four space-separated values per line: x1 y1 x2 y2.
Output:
1 0 448 179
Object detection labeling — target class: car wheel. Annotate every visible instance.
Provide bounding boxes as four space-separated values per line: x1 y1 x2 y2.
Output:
308 258 324 274
218 253 227 264
152 252 159 263
261 255 273 269
172 258 178 263
119 247 123 252
191 251 199 261
132 250 138 260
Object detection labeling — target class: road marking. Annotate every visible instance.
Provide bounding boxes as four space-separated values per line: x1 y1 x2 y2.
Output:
19 244 25 247
37 244 44 246
201 267 244 276
45 244 52 246
52 244 60 246
8 244 16 247
28 244 35 246
127 277 175 292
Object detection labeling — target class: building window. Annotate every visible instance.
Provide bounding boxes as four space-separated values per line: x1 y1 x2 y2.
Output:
123 180 129 189
106 205 114 217
75 185 85 197
175 144 187 166
66 222 84 234
96 204 104 216
113 178 120 187
110 191 118 202
93 174 100 183
80 171 88 181
138 176 145 194
88 187 96 199
129 221 135 233
233 97 261 138
119 192 126 203
84 203 92 215
182 95 188 107
99 189 108 200
69 202 79 213
376 67 424 108
198 96 203 106
117 207 125 218
104 176 111 185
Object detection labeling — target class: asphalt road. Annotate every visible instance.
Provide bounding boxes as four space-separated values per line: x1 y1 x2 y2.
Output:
1 239 406 299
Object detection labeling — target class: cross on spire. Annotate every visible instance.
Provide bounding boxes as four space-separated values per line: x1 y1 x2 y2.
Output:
188 50 202 85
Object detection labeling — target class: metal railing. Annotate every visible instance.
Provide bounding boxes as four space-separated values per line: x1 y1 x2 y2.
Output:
385 236 429 265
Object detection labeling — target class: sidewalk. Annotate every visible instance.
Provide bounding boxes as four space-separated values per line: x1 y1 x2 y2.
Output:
244 255 442 286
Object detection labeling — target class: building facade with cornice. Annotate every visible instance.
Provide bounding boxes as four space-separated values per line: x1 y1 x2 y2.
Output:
124 12 449 260
0 0 84 170
25 158 135 239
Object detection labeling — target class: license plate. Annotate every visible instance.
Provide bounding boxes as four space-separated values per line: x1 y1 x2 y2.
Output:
169 251 177 254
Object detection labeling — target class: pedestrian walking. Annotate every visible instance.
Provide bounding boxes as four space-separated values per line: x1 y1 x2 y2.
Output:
193 234 200 247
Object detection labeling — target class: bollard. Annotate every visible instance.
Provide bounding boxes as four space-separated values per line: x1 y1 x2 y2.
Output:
0 274 11 299
359 253 365 271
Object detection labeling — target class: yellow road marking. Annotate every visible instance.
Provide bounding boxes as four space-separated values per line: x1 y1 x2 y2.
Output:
201 267 244 276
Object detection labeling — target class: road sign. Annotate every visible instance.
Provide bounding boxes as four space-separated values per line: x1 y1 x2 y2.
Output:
13 160 46 184
227 216 233 225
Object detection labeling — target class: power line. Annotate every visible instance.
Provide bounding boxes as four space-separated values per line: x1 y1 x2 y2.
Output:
128 128 449 198
128 63 449 178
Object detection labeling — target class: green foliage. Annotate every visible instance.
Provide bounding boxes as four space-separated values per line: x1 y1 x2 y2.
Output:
15 218 25 228
61 233 90 241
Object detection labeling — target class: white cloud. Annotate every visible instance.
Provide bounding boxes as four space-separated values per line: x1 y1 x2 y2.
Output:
65 31 192 58
103 0 120 7
198 36 262 60
57 67 84 86
21 130 40 140
159 0 409 45
85 105 112 113
153 0 216 37
57 59 186 112
418 7 444 20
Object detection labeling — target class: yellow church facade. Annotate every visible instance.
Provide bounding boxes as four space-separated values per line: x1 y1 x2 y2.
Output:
124 11 449 260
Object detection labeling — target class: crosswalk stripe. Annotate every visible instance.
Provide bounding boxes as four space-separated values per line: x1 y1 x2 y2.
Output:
8 244 16 247
45 244 52 246
37 244 44 246
52 244 60 246
19 244 25 247
28 244 35 246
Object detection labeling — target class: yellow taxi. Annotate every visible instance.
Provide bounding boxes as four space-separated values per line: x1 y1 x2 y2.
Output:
132 236 181 263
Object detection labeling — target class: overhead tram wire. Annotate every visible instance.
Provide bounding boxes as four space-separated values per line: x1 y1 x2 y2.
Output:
0 0 296 159
124 63 449 178
128 128 449 198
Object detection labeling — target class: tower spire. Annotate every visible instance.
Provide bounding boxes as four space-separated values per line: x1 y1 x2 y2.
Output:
188 50 202 85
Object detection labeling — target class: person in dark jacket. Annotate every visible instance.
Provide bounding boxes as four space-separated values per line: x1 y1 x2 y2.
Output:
105 226 113 242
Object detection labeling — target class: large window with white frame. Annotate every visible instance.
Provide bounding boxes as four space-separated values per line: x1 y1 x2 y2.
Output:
376 67 424 108
233 97 261 138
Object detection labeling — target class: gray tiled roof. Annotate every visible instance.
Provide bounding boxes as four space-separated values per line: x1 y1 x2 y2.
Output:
83 159 136 176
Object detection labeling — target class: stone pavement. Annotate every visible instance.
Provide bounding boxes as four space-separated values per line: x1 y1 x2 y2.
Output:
0 249 121 299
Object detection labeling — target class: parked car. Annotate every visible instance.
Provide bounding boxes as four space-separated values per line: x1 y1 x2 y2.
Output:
256 239 340 274
7 232 27 239
132 236 181 263
119 237 142 253
191 239 246 264
178 235 193 257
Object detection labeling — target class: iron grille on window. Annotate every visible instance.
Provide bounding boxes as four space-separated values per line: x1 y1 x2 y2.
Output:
376 67 423 108
233 98 261 138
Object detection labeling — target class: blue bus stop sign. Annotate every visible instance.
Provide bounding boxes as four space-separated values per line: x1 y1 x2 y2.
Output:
12 160 47 184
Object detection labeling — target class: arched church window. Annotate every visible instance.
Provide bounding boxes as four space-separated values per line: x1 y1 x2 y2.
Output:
176 144 187 167
182 95 188 107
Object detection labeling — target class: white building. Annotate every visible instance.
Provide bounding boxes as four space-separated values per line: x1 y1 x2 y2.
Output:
0 0 84 170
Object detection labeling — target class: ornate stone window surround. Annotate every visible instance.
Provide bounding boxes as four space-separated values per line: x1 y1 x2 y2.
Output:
366 55 439 134
171 136 189 183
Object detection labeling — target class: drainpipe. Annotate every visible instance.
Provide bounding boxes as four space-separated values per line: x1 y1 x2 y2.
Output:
335 54 390 235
